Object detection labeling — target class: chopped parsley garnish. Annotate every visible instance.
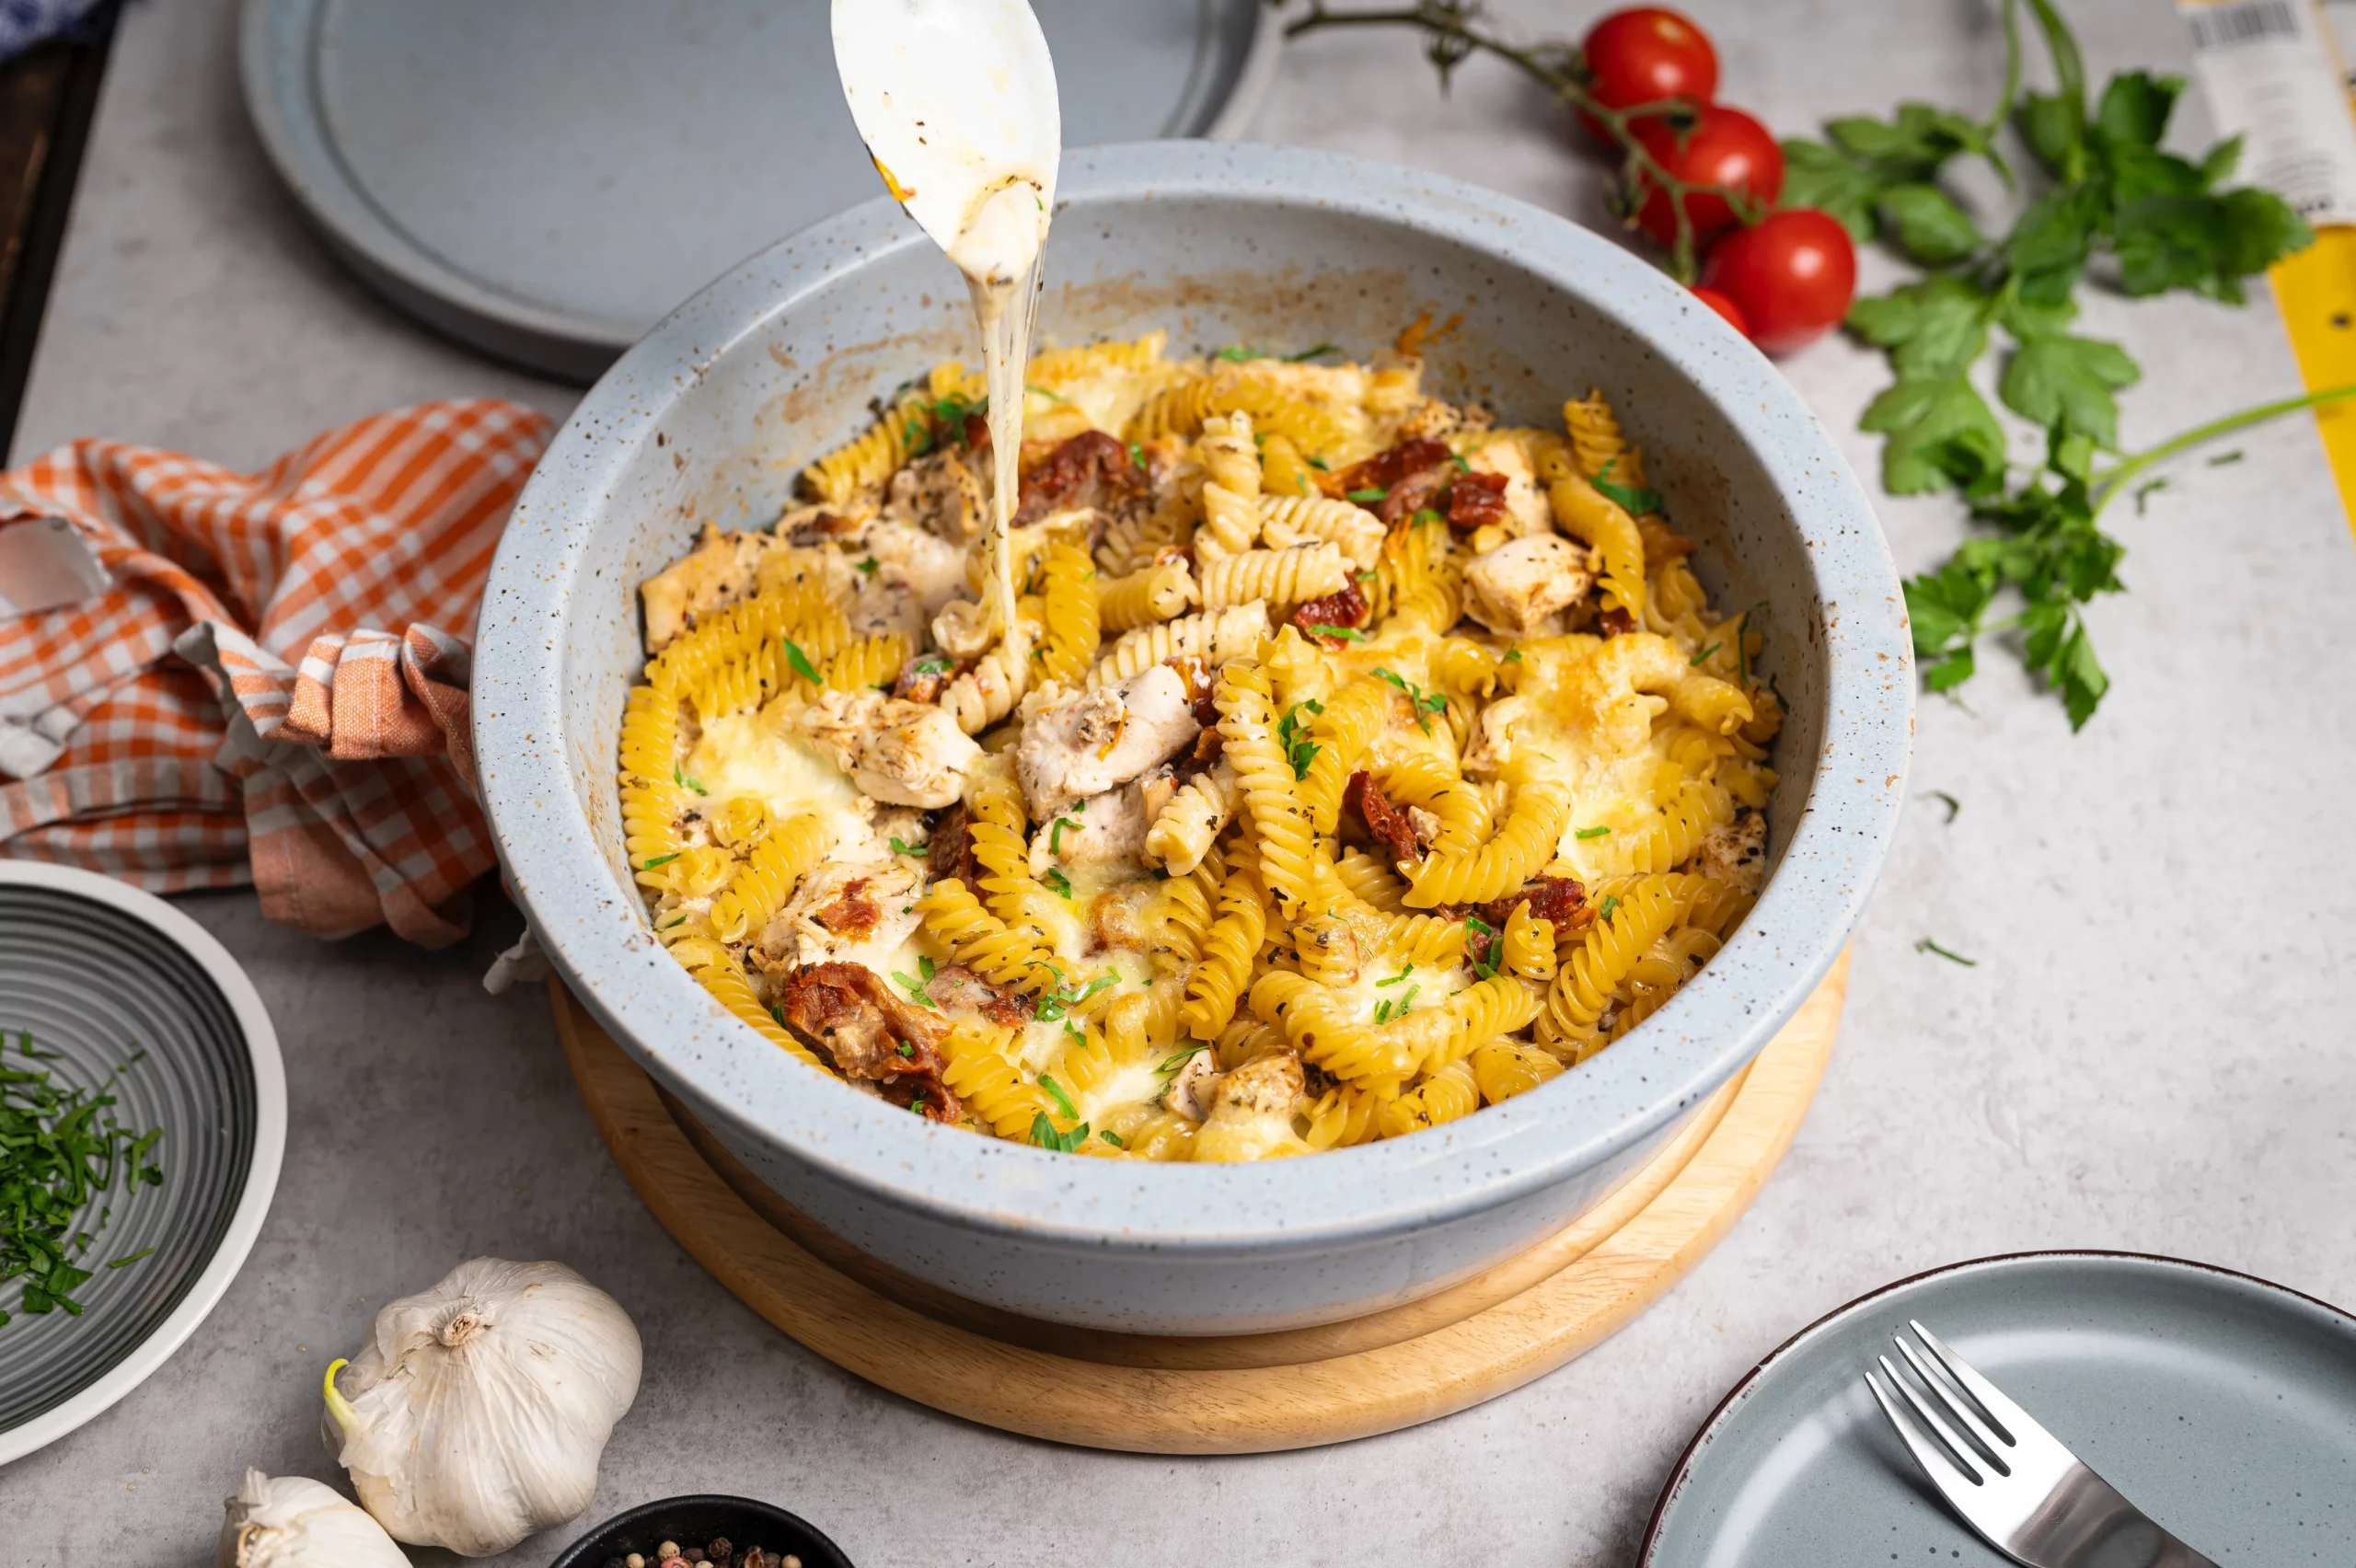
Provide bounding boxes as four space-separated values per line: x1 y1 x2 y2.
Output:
1156 1043 1207 1077
1048 815 1083 855
1306 455 1330 471
1375 966 1412 987
672 767 707 795
1128 440 1148 472
108 1248 155 1269
1929 790 1961 823
1378 983 1425 1024
910 653 954 676
1916 937 1978 967
0 1032 166 1326
910 1095 929 1114
1029 1113 1090 1152
1286 342 1340 361
1592 457 1662 517
1025 383 1069 405
781 638 823 685
1041 868 1074 900
1373 668 1449 734
1574 825 1611 841
1038 1074 1080 1120
1503 646 1523 663
1311 625 1370 645
639 852 680 870
855 556 880 577
1690 641 1722 667
2207 449 2246 467
1100 1130 1126 1147
2131 477 2169 515
1412 507 1443 525
1034 972 1116 1024
1464 911 1502 979
888 836 924 857
895 1040 915 1058
769 1004 788 1029
1346 487 1388 503
1598 894 1621 924
1215 344 1265 362
891 955 939 1009
662 914 688 929
1450 454 1472 474
1277 699 1324 780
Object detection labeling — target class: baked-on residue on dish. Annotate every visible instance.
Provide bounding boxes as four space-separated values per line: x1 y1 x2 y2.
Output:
616 331 1782 1160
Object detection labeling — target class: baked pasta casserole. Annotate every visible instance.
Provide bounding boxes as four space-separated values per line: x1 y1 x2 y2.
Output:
618 329 1781 1160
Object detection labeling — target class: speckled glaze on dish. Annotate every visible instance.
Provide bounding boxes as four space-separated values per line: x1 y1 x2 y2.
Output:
474 143 1911 1336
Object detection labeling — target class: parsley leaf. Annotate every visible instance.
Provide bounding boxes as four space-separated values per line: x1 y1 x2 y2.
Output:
1346 486 1388 502
855 556 880 577
1028 1113 1090 1153
888 836 924 857
1372 668 1448 735
781 638 823 685
2001 325 2141 450
1277 700 1324 780
1597 894 1621 924
1038 1074 1080 1121
673 767 707 796
1591 457 1661 516
1573 825 1610 840
892 963 938 1009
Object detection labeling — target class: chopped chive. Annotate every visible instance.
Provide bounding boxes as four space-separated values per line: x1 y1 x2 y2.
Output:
640 852 680 870
1039 1074 1080 1120
1128 440 1148 472
1915 937 1978 966
1690 641 1722 666
1375 966 1412 987
1574 825 1611 840
108 1247 154 1269
1346 487 1388 502
888 836 924 857
1286 342 1339 362
1307 455 1330 471
1929 790 1961 824
891 969 937 1009
1042 868 1074 899
1598 894 1621 923
672 767 708 795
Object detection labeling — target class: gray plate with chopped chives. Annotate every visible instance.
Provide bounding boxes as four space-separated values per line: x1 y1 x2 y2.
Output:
0 862 284 1463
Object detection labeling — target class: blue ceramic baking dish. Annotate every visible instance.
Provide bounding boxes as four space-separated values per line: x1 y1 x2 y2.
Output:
475 142 1911 1335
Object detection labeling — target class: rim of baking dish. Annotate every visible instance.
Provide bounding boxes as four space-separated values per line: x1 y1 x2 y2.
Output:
475 142 1911 1257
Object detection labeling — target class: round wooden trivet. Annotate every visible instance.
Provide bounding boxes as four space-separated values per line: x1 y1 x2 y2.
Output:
550 950 1846 1454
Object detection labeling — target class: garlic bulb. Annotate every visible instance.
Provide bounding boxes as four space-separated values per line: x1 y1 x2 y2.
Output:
219 1470 410 1568
322 1257 641 1558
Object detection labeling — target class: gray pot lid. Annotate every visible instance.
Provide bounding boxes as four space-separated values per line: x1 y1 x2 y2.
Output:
238 0 1283 382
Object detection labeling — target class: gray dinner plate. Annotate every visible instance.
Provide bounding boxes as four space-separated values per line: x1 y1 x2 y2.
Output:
238 0 1284 381
1642 1252 2356 1567
0 861 284 1463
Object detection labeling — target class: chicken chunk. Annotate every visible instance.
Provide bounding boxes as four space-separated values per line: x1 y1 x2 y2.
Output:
1193 1049 1310 1163
1161 1046 1218 1123
750 857 924 973
847 517 970 640
1013 663 1201 819
884 446 987 545
640 522 773 651
1027 783 1150 875
794 687 983 809
1689 805 1768 894
1464 534 1595 638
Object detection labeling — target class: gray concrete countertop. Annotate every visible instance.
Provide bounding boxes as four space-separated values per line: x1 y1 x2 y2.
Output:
9 1 2353 1562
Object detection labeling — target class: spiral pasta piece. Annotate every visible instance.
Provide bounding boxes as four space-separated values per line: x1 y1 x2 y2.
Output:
821 632 907 694
1537 874 1687 1055
1600 779 1733 878
1294 913 1361 986
1471 1039 1565 1104
1086 603 1270 688
1299 679 1390 834
1303 1083 1388 1150
1199 543 1349 612
707 812 826 942
803 391 931 504
618 684 678 780
1182 864 1267 1041
621 779 689 890
1502 902 1556 983
1144 757 1237 876
1097 559 1197 631
1377 1058 1481 1139
917 880 1057 993
685 950 826 1070
1255 493 1384 569
1216 660 1318 917
1404 779 1572 906
1562 389 1644 488
1034 542 1103 686
940 1019 1057 1140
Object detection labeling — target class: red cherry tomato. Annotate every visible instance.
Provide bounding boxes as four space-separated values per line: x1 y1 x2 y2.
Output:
1700 208 1858 355
1631 104 1784 250
1691 285 1751 339
1578 7 1719 139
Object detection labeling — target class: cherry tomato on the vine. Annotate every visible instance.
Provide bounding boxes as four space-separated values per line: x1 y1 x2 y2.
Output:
1577 7 1719 139
1630 103 1783 251
1690 285 1751 340
1699 207 1857 355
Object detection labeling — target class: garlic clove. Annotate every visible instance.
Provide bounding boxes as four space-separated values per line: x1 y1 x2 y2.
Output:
219 1468 411 1568
324 1258 642 1558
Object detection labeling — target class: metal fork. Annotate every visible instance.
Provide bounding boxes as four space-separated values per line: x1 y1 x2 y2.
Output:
1864 1320 2221 1568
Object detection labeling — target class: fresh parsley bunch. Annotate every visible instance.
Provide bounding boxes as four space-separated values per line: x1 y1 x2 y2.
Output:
1784 0 2323 726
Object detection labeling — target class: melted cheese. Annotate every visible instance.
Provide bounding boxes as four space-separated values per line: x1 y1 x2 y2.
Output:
686 715 879 859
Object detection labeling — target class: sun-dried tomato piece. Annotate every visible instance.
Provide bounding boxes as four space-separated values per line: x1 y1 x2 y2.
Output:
1346 770 1424 867
1015 430 1145 524
1599 605 1637 637
1446 469 1512 532
1291 581 1370 642
773 963 960 1121
926 802 983 888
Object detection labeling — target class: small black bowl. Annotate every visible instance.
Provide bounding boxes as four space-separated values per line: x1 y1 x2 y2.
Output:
548 1495 855 1568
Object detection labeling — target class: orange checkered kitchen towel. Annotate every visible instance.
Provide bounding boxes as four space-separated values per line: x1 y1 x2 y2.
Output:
0 399 554 947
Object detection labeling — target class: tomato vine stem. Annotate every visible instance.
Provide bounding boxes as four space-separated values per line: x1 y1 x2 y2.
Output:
1286 1 1760 282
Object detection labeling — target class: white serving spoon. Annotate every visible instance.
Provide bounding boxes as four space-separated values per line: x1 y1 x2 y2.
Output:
833 0 1062 652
